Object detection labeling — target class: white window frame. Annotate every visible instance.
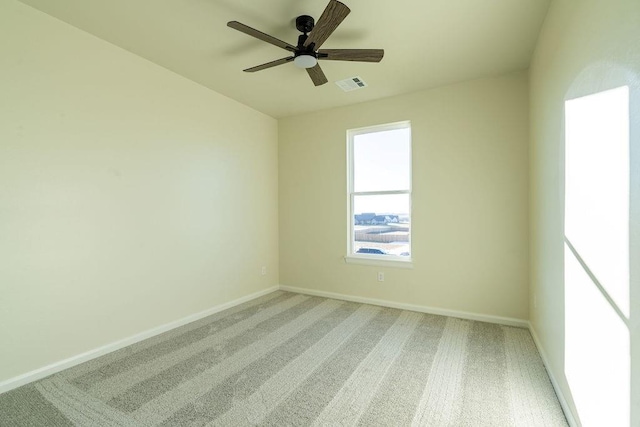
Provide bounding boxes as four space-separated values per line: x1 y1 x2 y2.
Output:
345 121 413 268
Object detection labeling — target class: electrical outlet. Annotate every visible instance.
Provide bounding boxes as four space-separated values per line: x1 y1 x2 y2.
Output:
261 266 267 276
377 272 384 282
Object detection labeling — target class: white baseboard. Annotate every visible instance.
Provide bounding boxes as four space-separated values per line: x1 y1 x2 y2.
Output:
1 282 578 427
528 323 579 427
280 284 579 423
0 286 279 395
279 285 529 328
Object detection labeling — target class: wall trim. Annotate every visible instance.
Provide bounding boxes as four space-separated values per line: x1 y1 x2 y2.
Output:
0 286 280 395
1 282 577 427
528 322 579 427
279 285 529 328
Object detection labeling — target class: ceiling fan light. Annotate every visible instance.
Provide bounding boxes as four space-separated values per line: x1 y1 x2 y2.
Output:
294 54 318 69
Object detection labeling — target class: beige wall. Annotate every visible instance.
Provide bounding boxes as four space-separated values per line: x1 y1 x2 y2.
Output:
529 0 640 424
279 71 530 321
0 0 278 383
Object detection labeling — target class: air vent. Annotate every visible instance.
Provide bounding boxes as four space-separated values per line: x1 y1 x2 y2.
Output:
335 76 368 92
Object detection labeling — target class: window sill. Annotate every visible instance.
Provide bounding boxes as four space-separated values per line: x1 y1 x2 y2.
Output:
344 255 414 269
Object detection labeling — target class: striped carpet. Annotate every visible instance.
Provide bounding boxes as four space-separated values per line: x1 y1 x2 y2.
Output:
0 291 567 426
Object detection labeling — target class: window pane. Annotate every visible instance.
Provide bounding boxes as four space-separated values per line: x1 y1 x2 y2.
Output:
353 194 410 256
564 86 629 316
565 244 630 427
563 87 631 426
353 127 410 192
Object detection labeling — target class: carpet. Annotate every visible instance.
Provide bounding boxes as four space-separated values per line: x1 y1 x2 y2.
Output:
0 291 568 426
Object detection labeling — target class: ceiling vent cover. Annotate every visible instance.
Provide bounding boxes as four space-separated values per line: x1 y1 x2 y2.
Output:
336 76 368 92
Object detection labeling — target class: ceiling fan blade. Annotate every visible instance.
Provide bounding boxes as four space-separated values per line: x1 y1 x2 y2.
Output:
243 57 294 72
318 49 384 62
303 0 351 50
227 21 296 52
306 64 328 86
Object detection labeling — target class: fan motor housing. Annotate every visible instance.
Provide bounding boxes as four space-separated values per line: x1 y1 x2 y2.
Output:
295 15 315 33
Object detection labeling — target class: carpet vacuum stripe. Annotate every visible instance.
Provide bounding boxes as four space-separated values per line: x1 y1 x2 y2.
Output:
0 291 569 426
36 377 137 427
356 314 447 426
411 317 471 426
62 291 285 383
131 299 344 424
503 327 567 426
312 310 423 426
459 322 510 425
260 308 403 425
87 294 310 401
157 301 364 425
207 304 381 426
109 297 327 414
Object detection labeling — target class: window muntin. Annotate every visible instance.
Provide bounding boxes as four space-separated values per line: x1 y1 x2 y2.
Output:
347 122 411 261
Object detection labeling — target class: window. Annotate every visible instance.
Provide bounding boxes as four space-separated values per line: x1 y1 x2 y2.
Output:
564 86 630 426
346 121 412 266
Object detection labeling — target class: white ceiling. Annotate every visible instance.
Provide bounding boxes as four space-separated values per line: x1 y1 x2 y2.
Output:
19 0 551 118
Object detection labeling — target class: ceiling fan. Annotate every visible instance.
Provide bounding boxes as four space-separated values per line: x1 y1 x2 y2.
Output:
227 0 384 86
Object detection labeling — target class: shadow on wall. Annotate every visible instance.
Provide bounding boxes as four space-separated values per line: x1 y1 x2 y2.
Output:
562 62 639 426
